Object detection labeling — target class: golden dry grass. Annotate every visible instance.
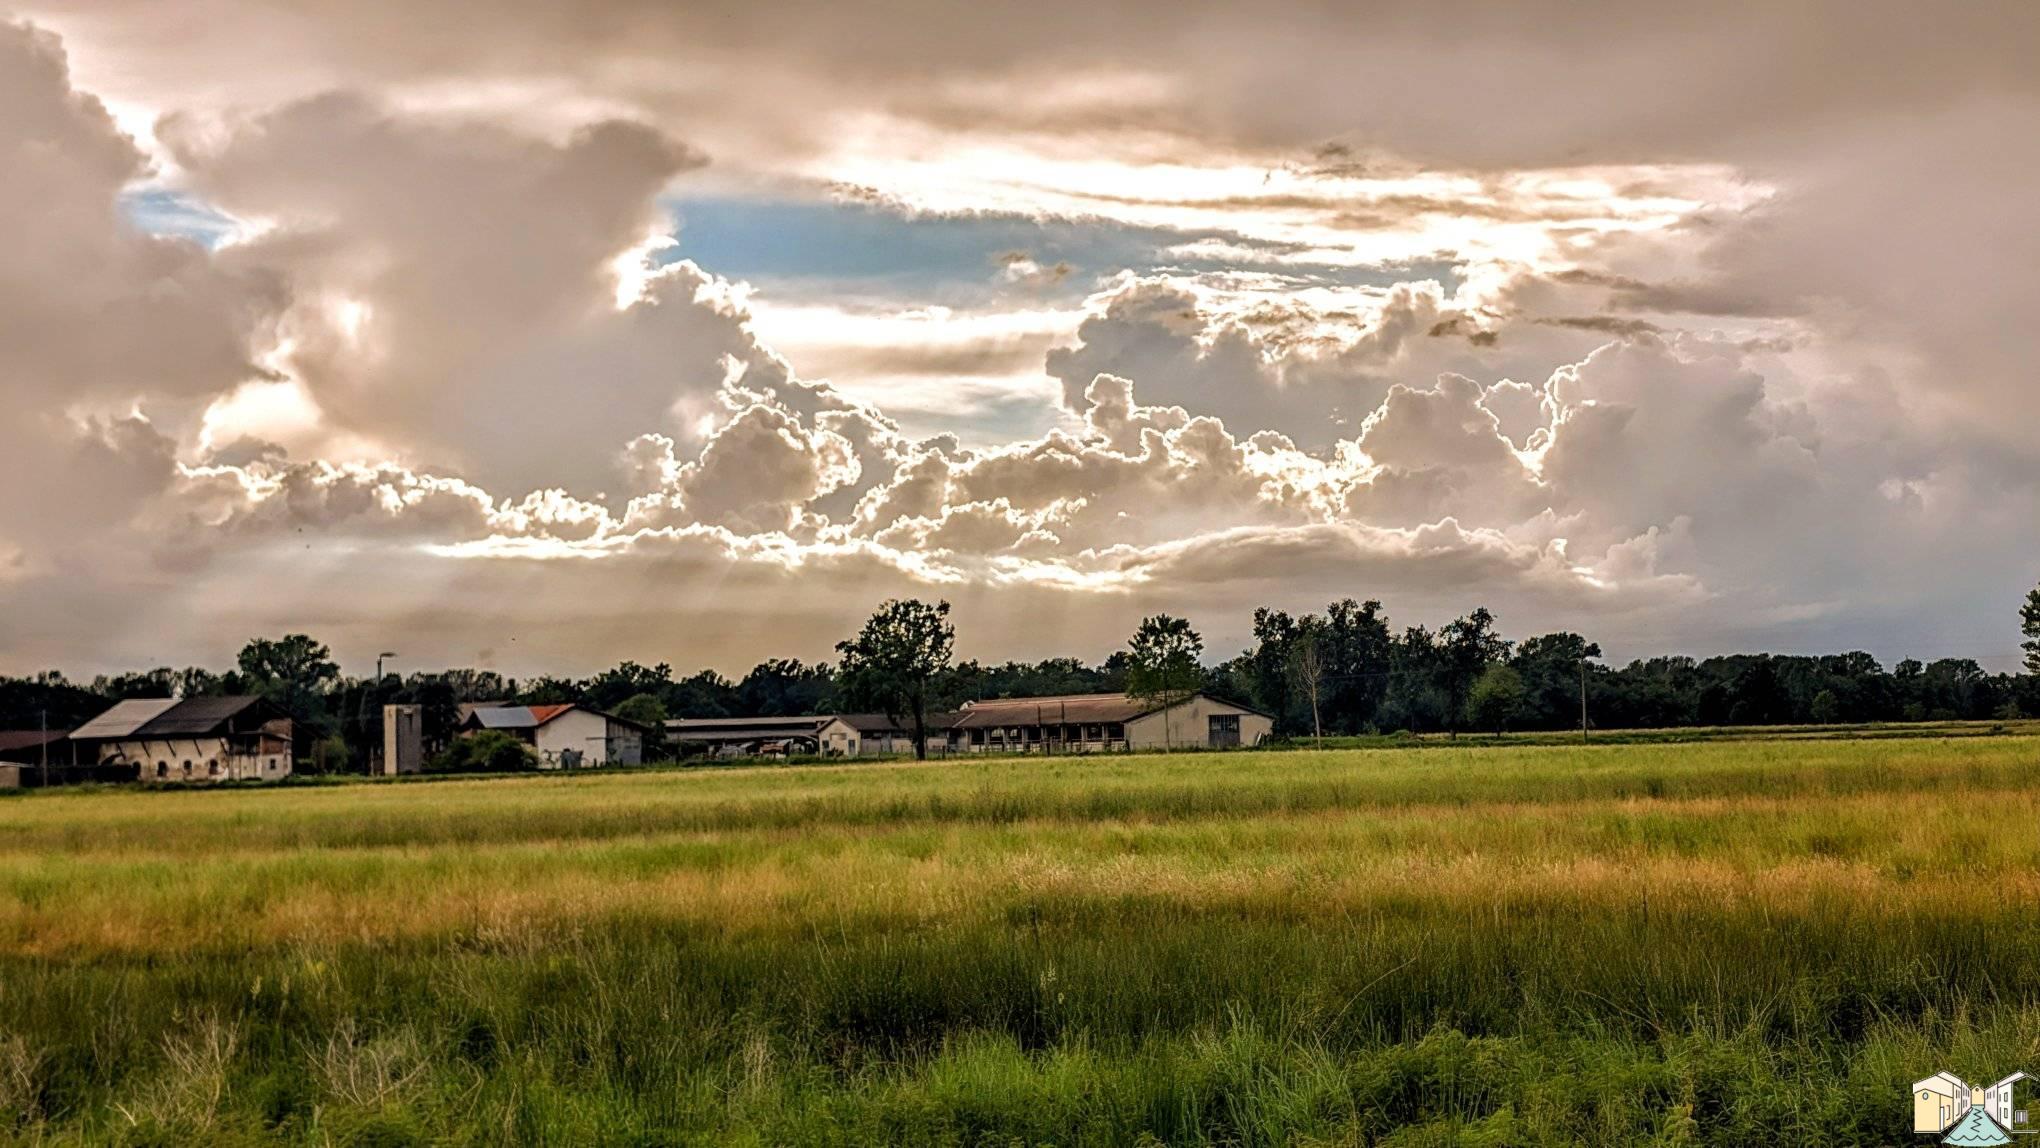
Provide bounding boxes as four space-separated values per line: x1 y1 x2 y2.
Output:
5 734 2040 1144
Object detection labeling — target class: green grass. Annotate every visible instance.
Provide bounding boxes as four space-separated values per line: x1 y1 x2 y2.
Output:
6 737 2040 1144
1313 716 2040 749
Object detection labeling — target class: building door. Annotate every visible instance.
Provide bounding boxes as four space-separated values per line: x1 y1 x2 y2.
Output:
1209 714 1240 748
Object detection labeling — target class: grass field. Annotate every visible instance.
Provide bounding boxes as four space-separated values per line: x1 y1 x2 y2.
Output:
6 735 2040 1145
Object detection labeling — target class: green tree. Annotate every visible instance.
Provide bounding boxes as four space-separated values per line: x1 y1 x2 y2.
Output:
1320 598 1393 733
307 734 350 776
585 662 674 711
1465 664 1526 736
1809 689 1841 725
1439 607 1510 737
410 676 462 753
1380 626 1449 734
237 634 340 742
613 693 669 759
428 730 538 773
836 599 956 760
1510 633 1603 731
2023 581 2040 675
737 659 838 716
1126 614 1205 750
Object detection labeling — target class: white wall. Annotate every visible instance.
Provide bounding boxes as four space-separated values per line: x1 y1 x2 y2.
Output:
1125 696 1272 750
533 709 643 766
819 718 860 756
108 736 291 782
534 708 608 767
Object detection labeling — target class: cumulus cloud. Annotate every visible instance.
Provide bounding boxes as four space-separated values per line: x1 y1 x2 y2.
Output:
159 93 810 493
4 5 2040 675
0 22 269 570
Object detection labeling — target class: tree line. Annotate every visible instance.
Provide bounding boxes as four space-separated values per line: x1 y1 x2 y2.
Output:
4 582 2039 770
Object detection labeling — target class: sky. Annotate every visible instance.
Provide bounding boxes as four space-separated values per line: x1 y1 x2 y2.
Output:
1 2 2037 678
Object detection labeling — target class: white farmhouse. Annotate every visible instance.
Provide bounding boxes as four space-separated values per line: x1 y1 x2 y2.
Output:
458 704 647 767
72 696 293 783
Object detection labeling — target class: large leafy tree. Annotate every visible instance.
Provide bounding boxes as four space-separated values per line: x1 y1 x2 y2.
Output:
2023 581 2040 675
836 599 956 759
1438 607 1511 736
0 672 105 730
1380 625 1449 733
1320 598 1392 733
737 659 838 716
1125 614 1205 750
612 693 669 759
1510 632 1603 731
237 634 340 737
1465 664 1526 736
1241 599 1392 737
584 661 674 711
1244 607 1303 734
669 669 738 718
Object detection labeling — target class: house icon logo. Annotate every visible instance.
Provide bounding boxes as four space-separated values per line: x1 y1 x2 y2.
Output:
1916 1071 2032 1144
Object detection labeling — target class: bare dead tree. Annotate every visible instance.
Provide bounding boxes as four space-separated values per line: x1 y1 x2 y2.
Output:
1287 626 1326 748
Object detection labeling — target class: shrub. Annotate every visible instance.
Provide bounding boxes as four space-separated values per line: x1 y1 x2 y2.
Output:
425 730 538 773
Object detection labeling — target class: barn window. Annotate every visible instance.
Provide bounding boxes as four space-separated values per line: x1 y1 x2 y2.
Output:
156 762 167 778
207 760 220 776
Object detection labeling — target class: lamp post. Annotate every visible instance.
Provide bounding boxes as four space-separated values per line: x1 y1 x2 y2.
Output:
367 653 398 776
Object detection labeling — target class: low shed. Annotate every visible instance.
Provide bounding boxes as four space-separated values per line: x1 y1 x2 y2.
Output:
946 692 1272 753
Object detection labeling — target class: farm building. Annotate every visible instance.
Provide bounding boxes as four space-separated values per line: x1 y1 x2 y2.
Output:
841 712 955 755
0 729 70 788
458 704 647 767
72 696 293 783
944 692 1272 753
666 714 863 757
0 729 67 767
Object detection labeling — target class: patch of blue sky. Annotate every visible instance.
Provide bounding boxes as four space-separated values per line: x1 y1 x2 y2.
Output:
660 195 1458 306
115 185 1462 302
119 188 241 248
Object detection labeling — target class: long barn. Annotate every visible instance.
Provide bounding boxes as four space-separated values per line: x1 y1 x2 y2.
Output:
944 692 1272 753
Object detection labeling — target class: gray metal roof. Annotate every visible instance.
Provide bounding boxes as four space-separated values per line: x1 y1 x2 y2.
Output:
72 696 276 740
837 712 959 733
951 693 1151 728
950 691 1272 728
135 696 264 736
470 705 542 729
666 716 835 740
462 704 651 734
70 698 179 739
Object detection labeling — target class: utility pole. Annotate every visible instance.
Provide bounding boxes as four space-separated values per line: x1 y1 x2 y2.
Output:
1580 657 1589 744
